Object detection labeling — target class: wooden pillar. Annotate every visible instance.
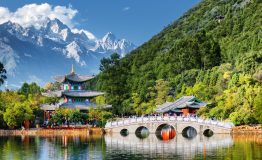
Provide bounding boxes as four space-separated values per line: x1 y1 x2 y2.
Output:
24 120 30 129
44 111 46 121
48 111 50 120
182 108 189 116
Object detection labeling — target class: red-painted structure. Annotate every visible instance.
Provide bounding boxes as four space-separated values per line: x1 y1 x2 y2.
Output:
156 96 207 116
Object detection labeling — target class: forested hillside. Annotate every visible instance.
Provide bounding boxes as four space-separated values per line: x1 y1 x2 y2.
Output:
96 0 262 125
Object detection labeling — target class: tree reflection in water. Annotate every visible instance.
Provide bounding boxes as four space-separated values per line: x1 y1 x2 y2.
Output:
120 129 129 137
182 126 197 139
135 126 149 139
0 134 261 160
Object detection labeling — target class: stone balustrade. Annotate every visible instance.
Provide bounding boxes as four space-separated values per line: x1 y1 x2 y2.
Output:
105 116 234 129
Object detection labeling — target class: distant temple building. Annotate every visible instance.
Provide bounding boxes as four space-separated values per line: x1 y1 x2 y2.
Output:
41 65 111 121
156 96 206 116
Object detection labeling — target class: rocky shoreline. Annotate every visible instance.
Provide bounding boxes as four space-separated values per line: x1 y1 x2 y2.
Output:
232 125 262 134
0 127 105 136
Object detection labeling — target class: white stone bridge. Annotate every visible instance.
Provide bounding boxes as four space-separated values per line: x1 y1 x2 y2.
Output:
105 116 234 135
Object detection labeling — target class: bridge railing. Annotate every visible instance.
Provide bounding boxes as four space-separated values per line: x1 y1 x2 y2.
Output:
105 116 234 129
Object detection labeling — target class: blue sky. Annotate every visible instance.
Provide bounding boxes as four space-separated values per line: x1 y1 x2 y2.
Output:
0 0 201 45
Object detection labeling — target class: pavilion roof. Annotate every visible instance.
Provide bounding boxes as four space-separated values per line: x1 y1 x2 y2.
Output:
53 73 94 83
42 90 105 98
42 90 62 97
60 103 112 110
40 103 60 111
62 91 105 97
41 102 112 111
155 96 207 113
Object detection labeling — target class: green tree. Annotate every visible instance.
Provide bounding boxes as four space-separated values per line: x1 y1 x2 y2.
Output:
0 62 7 86
98 53 129 114
50 109 64 126
254 90 262 124
88 108 112 127
18 83 30 95
95 95 106 106
3 103 33 128
19 82 41 96
155 79 171 105
68 109 83 125
92 0 262 123
131 93 142 115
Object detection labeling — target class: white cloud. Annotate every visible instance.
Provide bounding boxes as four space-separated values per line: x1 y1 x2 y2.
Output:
24 53 32 58
0 3 78 29
122 7 130 11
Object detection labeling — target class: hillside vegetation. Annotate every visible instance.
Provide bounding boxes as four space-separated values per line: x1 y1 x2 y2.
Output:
96 0 262 125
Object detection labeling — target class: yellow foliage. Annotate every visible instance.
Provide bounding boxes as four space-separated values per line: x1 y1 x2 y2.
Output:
223 71 231 80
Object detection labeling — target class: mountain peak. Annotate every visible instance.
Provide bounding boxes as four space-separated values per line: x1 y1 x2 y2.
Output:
5 20 13 26
45 18 69 34
1 20 23 30
102 32 116 42
0 17 136 88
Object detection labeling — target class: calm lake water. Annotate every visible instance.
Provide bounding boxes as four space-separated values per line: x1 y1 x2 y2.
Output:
0 133 261 160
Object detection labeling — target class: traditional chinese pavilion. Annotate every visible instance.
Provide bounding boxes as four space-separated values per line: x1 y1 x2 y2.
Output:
156 96 206 116
41 65 111 121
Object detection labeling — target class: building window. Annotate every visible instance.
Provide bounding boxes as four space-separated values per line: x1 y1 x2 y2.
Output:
74 85 78 90
64 84 69 90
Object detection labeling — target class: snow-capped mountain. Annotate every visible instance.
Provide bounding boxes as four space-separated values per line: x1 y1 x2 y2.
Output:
95 32 136 57
0 18 136 88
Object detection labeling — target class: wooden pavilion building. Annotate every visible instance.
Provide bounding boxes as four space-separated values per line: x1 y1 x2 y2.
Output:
156 96 206 116
41 65 111 121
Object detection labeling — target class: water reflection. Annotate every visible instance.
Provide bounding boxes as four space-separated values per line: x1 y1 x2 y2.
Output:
0 134 261 160
203 129 214 137
135 126 149 139
105 133 233 159
182 126 197 139
155 124 176 141
120 129 129 137
0 135 105 160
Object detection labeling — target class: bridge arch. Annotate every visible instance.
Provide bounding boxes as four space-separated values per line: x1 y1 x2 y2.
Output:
135 126 150 139
105 116 233 135
155 123 176 140
203 129 214 137
182 126 197 139
120 128 129 136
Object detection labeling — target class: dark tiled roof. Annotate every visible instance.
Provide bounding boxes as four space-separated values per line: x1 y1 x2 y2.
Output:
42 90 105 98
41 102 112 111
62 91 105 97
42 90 62 97
60 102 112 110
41 104 60 110
156 96 207 113
53 73 94 83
